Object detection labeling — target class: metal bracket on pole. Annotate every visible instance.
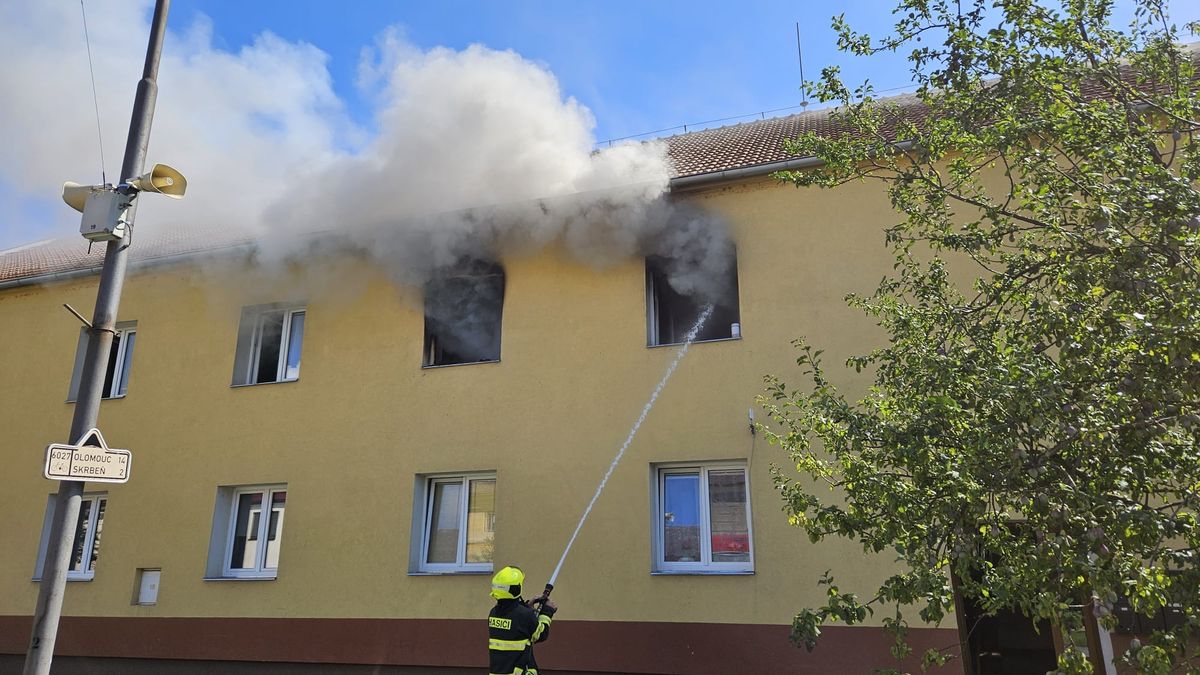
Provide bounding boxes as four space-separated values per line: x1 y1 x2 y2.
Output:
63 304 118 336
62 303 92 329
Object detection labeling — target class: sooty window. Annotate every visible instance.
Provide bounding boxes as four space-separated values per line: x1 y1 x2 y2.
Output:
423 260 505 367
646 251 740 346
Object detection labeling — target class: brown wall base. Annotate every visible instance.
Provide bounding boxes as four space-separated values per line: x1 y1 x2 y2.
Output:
0 616 962 674
0 656 469 675
0 655 644 675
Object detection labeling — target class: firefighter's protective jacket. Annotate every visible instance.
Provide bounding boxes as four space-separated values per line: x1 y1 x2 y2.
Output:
488 598 554 675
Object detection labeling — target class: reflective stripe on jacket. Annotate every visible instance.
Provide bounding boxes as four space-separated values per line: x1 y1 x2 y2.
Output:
488 599 554 675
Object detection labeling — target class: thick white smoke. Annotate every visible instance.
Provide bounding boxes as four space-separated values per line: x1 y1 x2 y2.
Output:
0 3 733 307
258 27 679 283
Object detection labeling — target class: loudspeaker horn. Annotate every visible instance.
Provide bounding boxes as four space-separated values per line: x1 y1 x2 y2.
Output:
62 182 98 213
128 163 186 199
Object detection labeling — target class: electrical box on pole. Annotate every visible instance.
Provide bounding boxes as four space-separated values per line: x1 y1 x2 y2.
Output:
63 163 186 241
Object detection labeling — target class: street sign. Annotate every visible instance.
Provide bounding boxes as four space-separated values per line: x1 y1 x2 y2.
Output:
43 428 131 484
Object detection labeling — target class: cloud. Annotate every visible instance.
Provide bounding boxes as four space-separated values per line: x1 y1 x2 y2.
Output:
0 1 349 248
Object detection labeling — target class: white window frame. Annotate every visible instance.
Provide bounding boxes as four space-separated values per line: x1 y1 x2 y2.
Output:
34 493 107 581
248 308 305 383
233 304 305 386
415 473 496 574
651 462 754 574
106 326 136 398
67 323 137 401
220 485 286 579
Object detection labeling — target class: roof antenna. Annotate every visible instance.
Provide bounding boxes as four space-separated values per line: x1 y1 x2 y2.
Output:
80 0 107 185
796 22 809 109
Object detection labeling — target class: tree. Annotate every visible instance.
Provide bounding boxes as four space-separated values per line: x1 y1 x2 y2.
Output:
761 1 1200 673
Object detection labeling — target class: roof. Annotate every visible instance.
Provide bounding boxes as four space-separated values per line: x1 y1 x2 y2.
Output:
662 92 924 178
661 42 1200 180
0 225 255 287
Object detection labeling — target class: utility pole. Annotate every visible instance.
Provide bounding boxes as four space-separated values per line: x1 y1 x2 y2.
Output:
23 1 171 673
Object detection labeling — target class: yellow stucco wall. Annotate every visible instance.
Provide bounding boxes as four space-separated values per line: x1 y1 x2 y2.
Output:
0 176 913 627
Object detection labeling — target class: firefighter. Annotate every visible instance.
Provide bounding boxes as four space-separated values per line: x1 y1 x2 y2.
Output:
487 566 557 675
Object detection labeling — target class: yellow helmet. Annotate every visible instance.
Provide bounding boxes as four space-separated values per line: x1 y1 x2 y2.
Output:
490 566 525 600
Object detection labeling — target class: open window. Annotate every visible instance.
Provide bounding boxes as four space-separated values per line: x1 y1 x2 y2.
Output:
34 493 107 581
423 260 505 367
646 251 740 346
67 322 137 401
232 304 306 386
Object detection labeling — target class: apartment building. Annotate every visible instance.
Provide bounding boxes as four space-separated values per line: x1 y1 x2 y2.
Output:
0 108 963 674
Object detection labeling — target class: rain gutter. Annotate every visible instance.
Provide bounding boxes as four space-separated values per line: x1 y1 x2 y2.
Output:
0 242 256 290
669 156 825 191
668 140 916 191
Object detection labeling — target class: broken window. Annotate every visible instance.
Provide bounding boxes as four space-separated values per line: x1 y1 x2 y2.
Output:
232 303 306 385
423 260 505 367
646 250 740 346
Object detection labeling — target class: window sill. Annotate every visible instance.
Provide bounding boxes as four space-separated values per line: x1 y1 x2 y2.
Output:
32 575 94 582
647 335 742 349
408 569 493 576
230 378 299 389
651 570 755 576
203 575 277 581
66 395 127 403
421 359 500 370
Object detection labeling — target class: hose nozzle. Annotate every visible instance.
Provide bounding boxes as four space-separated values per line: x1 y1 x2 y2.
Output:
531 583 554 613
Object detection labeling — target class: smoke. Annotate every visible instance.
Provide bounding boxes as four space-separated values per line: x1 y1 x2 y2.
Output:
644 205 737 305
423 260 505 365
0 4 735 309
257 29 683 280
